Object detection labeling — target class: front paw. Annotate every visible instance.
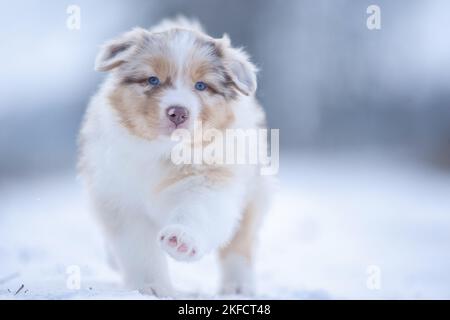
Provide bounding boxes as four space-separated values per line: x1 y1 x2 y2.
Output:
158 225 204 262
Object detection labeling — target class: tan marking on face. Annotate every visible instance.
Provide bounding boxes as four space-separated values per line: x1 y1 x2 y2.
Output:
145 55 173 80
186 39 238 99
188 60 211 82
108 84 161 140
199 100 235 132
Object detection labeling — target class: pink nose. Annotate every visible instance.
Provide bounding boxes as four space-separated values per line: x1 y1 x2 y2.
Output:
166 106 189 126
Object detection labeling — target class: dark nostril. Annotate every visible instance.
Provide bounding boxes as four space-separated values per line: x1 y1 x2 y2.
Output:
166 106 189 126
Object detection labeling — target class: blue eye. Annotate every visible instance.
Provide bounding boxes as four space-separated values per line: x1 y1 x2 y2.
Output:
148 76 160 86
195 81 207 91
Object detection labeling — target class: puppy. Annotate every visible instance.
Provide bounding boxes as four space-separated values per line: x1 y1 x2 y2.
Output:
78 17 271 297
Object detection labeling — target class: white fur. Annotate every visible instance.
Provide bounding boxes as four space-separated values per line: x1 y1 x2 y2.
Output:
79 19 269 297
220 253 254 295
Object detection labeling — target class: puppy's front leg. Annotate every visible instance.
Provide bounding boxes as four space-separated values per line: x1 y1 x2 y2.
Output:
158 176 242 262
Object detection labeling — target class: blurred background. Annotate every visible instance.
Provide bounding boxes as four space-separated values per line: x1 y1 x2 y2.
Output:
1 0 450 299
1 0 450 176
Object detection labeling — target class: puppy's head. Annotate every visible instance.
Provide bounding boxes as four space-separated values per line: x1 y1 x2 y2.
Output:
96 19 257 140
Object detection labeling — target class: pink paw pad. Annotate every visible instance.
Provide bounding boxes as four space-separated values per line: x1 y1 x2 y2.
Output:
158 226 201 262
178 243 188 252
168 236 178 247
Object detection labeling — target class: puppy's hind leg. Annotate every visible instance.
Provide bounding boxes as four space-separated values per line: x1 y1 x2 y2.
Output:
219 199 264 296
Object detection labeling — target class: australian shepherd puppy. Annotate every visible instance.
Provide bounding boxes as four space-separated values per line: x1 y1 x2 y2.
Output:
78 17 271 297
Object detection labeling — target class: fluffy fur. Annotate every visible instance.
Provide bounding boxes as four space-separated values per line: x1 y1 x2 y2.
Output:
78 17 271 296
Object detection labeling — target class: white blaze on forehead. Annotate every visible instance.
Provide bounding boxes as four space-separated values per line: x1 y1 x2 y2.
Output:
167 30 217 75
169 31 199 71
156 31 216 118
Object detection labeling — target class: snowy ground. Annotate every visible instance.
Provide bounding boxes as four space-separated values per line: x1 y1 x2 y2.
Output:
1 152 450 300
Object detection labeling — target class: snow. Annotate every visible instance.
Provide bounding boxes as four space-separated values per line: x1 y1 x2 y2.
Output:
1 152 450 299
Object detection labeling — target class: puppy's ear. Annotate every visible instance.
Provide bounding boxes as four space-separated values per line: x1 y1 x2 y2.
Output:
219 34 258 96
95 28 147 72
